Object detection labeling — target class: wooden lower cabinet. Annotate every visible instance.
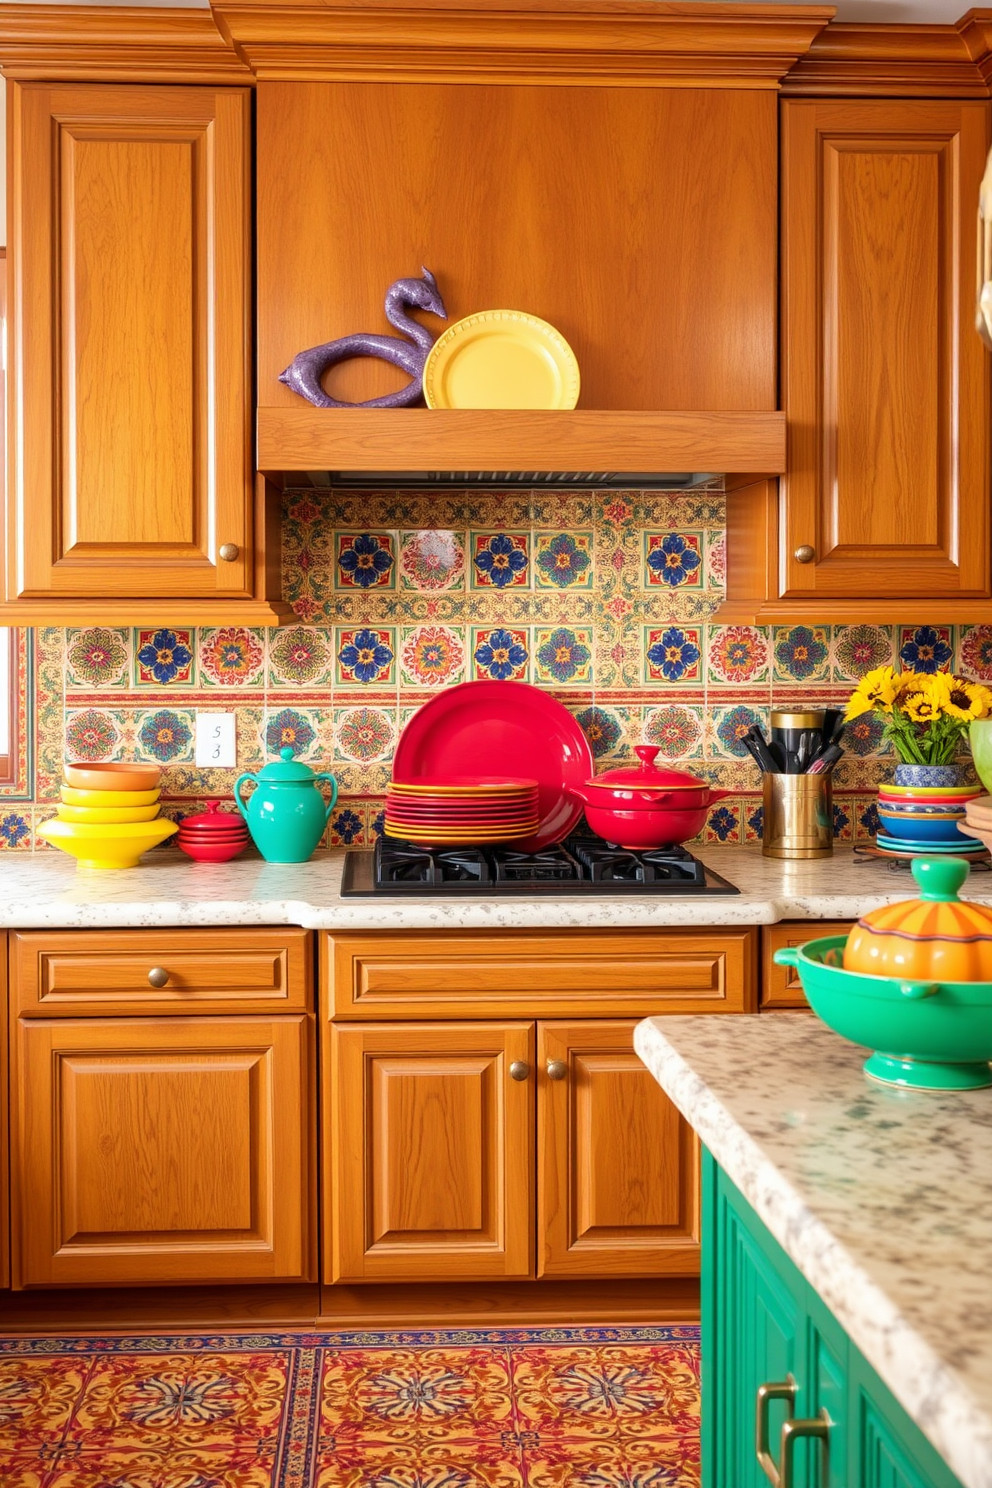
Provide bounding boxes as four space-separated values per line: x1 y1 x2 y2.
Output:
762 923 853 1009
12 1014 315 1288
329 1021 535 1283
538 1020 698 1278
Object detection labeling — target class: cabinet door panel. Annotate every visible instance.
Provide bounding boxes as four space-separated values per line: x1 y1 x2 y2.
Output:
781 99 991 600
12 1016 314 1287
329 1022 533 1283
9 83 252 599
538 1021 699 1278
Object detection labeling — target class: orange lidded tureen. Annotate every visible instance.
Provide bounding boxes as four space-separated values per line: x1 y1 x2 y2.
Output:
843 857 992 983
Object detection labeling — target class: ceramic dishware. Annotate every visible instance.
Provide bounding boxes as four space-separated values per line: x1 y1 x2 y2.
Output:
970 718 992 793
563 746 729 849
58 802 162 825
235 748 338 863
177 800 250 863
61 784 161 808
391 681 593 851
64 762 162 793
876 808 972 844
37 817 178 870
423 310 580 410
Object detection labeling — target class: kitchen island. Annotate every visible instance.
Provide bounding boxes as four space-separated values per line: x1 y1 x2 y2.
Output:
634 1014 992 1488
1 844 991 929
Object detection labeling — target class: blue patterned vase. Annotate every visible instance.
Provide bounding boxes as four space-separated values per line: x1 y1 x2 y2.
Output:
893 763 962 789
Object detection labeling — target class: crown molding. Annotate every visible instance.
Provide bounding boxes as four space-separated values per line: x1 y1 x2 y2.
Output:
782 17 992 95
0 6 250 83
210 0 834 88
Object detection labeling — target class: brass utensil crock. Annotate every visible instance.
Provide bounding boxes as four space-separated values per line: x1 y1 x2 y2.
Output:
762 774 833 859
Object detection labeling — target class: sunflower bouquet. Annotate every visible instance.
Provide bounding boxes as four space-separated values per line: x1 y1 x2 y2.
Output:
844 667 992 765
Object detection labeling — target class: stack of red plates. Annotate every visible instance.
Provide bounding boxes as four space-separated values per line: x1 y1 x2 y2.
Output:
177 800 251 863
385 777 540 845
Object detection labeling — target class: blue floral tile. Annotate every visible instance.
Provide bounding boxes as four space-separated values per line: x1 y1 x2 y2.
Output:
135 708 195 764
336 532 396 591
705 802 742 843
643 531 704 590
833 799 852 841
899 625 952 674
573 705 623 760
644 626 701 684
772 625 830 683
335 627 396 688
0 810 31 849
857 797 880 842
133 628 195 687
845 712 888 757
368 802 386 841
745 802 764 842
470 532 529 590
710 703 766 760
265 706 319 760
642 704 705 761
831 624 893 682
534 532 593 590
327 803 366 848
534 626 592 685
471 626 529 682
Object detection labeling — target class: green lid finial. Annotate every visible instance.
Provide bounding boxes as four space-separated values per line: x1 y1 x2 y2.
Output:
911 856 970 902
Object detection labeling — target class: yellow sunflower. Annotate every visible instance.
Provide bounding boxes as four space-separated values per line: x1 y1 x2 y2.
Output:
844 665 898 721
936 674 992 722
903 683 942 725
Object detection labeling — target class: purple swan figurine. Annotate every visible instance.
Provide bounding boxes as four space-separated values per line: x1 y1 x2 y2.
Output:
278 268 448 409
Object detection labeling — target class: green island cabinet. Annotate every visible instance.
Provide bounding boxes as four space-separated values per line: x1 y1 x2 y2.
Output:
701 1151 964 1488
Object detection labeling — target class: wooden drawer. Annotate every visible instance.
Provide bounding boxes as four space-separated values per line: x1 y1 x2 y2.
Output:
324 929 757 1020
11 929 312 1017
761 922 853 1008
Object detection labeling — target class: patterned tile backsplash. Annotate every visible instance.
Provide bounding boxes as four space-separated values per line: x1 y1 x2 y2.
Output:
3 483 990 852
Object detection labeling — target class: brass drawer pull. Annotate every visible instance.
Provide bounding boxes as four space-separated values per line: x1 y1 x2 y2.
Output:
509 1060 530 1081
779 1412 830 1488
218 542 240 562
546 1059 568 1081
756 1375 797 1485
147 967 170 988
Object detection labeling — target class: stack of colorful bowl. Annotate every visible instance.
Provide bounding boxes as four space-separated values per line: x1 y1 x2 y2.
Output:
384 777 540 846
177 800 251 863
875 780 986 860
39 762 178 869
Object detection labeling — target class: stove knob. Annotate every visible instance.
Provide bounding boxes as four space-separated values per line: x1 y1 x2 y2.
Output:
546 1060 568 1081
509 1060 530 1082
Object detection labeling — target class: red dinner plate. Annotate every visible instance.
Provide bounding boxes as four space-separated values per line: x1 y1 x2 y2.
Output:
392 681 593 851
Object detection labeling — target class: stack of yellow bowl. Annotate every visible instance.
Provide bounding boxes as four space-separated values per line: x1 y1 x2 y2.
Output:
38 762 178 869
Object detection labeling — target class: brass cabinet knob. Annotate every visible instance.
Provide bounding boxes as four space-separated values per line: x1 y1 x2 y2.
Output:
794 544 815 564
147 967 170 988
546 1059 568 1081
509 1060 530 1081
218 542 240 562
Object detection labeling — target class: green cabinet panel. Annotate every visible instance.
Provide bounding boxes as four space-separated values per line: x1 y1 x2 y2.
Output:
702 1150 964 1488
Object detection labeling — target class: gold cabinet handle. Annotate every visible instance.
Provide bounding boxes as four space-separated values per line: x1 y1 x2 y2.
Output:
546 1059 568 1081
218 542 240 562
779 1412 830 1488
756 1376 797 1486
147 967 170 988
509 1060 530 1081
794 545 815 564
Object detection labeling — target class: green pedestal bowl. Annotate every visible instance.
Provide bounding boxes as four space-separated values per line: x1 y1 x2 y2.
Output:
773 937 992 1091
971 718 992 794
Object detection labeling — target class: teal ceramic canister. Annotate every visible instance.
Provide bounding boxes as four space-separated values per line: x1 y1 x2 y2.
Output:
234 747 338 863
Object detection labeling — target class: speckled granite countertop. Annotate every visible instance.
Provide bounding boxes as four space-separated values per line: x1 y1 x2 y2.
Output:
634 1015 992 1488
0 845 990 929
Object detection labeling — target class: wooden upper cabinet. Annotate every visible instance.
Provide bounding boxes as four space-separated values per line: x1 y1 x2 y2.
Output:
537 1021 699 1280
256 81 777 414
328 1021 534 1284
780 99 992 603
4 83 287 623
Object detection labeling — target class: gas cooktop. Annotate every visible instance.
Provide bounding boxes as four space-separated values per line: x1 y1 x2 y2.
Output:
341 835 740 896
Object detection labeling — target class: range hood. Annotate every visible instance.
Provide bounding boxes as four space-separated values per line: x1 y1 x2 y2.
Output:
309 469 717 490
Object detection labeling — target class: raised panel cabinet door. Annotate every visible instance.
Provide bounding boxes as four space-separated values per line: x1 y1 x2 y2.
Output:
328 1021 534 1283
1 931 8 1288
7 83 252 599
537 1020 699 1279
11 1016 315 1288
780 99 991 600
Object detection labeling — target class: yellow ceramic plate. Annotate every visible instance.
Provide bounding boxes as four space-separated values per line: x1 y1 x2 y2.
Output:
38 817 177 870
423 311 580 410
61 784 161 808
57 802 162 824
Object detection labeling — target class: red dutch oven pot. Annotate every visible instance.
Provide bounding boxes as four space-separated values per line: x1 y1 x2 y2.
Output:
567 745 731 849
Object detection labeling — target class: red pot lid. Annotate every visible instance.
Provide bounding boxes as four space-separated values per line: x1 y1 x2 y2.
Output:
584 746 709 792
179 800 248 833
